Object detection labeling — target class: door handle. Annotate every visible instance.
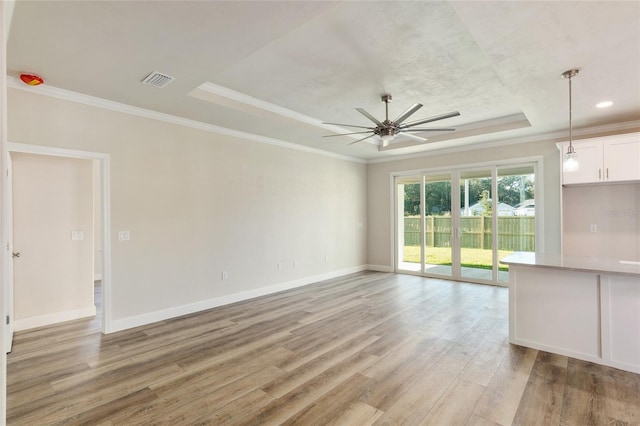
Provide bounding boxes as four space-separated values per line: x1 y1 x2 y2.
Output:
12 252 20 258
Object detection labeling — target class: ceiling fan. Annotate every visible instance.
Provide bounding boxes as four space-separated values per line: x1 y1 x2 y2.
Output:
324 94 460 146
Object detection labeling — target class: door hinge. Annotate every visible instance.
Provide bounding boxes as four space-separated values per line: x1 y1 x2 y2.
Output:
6 242 9 251
6 316 9 325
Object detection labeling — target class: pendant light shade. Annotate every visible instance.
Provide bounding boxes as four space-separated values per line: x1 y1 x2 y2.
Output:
562 69 580 172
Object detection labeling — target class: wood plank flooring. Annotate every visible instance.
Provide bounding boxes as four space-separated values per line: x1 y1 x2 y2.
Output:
7 272 640 425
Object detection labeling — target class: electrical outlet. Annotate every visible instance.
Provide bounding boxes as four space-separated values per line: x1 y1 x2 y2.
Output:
324 255 328 263
221 271 229 280
277 262 282 271
118 230 130 241
293 260 298 268
590 224 597 233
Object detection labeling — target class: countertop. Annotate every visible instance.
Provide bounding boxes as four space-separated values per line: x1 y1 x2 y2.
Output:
500 252 640 277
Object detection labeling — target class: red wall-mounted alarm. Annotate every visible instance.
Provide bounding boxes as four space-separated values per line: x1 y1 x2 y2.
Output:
19 73 44 86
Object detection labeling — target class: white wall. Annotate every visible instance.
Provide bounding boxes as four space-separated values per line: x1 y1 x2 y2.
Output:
366 142 562 270
563 183 640 260
7 88 367 328
11 152 95 330
1 1 16 422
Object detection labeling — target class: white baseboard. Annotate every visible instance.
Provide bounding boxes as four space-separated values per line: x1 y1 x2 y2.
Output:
109 265 369 333
14 305 97 331
366 264 393 272
510 337 640 375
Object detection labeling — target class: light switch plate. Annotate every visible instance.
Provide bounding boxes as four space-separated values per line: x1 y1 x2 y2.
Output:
118 230 131 241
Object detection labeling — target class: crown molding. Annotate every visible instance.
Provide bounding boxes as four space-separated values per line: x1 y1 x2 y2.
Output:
8 77 638 167
189 82 362 141
366 120 640 164
7 77 365 164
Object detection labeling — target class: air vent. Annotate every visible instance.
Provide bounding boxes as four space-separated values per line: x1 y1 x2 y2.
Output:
141 71 175 88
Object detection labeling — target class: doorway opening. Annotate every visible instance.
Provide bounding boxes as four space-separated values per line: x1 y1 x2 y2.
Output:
5 143 111 347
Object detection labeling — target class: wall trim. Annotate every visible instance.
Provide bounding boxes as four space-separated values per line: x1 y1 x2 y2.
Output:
367 121 640 165
7 77 364 164
366 264 393 272
9 78 638 167
14 305 96 332
109 265 369 333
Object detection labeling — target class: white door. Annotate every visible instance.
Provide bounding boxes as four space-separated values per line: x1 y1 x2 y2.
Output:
3 153 14 352
12 153 95 331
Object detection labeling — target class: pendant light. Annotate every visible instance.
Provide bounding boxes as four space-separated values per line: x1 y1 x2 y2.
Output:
562 69 580 172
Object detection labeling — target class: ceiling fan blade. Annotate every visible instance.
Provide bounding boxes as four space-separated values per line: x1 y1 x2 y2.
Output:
349 133 377 145
323 131 374 137
322 122 375 130
393 103 423 125
356 108 384 126
401 111 461 128
402 127 456 132
399 133 428 142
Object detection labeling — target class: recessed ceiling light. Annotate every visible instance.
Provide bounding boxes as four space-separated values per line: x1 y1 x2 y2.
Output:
596 101 613 108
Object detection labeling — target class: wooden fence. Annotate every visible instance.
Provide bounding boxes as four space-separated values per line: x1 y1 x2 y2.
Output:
403 216 535 251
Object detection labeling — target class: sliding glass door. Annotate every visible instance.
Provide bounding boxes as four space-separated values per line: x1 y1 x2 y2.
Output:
395 162 537 285
396 176 422 273
459 169 495 282
497 165 536 284
423 173 453 278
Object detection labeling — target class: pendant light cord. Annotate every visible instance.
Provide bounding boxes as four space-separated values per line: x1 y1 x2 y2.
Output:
562 69 579 155
569 73 573 151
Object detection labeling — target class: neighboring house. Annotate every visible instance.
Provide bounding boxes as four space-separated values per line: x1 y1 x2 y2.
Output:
514 199 535 216
465 201 515 216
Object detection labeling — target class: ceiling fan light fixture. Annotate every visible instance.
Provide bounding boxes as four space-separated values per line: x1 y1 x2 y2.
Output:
322 94 459 147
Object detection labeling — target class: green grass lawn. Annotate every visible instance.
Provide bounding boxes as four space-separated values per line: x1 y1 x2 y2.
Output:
403 246 512 271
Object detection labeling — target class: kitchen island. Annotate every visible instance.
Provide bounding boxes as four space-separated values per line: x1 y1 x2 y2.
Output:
501 252 640 373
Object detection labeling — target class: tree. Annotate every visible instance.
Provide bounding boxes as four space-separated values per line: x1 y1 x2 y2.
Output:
479 189 492 216
496 175 534 206
403 183 420 216
405 174 534 217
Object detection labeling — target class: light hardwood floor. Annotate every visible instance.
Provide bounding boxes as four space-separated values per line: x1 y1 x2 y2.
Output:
7 272 640 425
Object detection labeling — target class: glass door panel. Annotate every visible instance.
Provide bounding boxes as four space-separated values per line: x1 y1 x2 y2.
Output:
459 169 494 281
423 174 453 277
497 165 536 283
395 163 537 285
396 176 422 272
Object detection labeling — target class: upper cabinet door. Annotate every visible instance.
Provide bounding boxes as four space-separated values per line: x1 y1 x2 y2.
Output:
559 132 640 185
603 136 640 182
561 140 602 185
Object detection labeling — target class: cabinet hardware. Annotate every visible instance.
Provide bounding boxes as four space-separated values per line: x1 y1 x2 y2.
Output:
599 169 602 180
606 168 609 179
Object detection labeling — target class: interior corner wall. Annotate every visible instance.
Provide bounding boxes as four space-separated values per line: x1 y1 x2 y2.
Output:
366 142 562 270
7 88 367 327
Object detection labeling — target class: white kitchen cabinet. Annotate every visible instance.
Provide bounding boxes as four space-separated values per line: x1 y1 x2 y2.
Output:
502 252 640 374
600 274 640 372
559 132 640 185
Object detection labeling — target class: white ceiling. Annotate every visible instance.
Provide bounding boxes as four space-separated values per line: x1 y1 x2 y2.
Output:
7 1 640 161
